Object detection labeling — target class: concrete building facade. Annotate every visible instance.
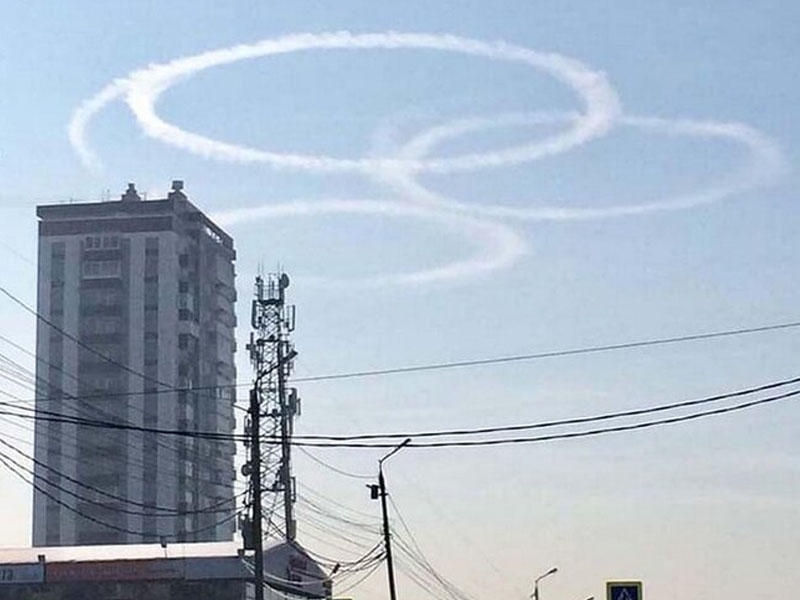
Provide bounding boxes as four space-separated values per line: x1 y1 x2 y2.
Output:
32 181 237 546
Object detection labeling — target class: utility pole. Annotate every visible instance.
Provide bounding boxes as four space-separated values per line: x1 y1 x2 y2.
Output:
378 468 397 600
368 438 411 600
248 385 264 600
245 273 298 600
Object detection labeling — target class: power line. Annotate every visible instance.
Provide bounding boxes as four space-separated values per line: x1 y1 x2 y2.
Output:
387 494 477 600
297 446 374 479
0 285 246 496
3 375 798 448
284 386 800 448
298 483 379 521
0 283 249 413
0 285 173 393
294 320 800 383
0 449 240 539
0 437 241 517
334 561 385 596
286 374 800 441
298 509 383 550
0 346 205 471
297 494 381 531
0 414 248 494
1 318 799 405
0 401 248 442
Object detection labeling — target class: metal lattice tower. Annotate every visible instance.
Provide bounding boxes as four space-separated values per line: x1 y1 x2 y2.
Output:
243 272 299 599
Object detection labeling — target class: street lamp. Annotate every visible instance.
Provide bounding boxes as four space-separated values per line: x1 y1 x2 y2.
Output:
531 567 558 600
367 438 412 600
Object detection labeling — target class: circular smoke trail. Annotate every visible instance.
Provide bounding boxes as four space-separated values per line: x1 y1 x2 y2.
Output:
379 112 787 220
66 31 785 286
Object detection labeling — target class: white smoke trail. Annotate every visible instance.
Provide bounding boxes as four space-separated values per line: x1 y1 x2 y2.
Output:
67 80 128 172
69 31 621 174
211 199 528 287
65 32 785 288
380 112 787 220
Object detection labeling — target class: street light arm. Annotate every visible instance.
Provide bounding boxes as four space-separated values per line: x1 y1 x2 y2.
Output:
531 566 558 600
534 567 558 584
379 437 412 466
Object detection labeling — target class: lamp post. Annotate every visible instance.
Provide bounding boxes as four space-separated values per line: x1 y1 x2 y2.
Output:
368 438 412 600
531 567 558 600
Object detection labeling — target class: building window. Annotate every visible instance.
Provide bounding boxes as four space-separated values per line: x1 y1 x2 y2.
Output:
82 287 119 307
145 308 158 331
83 260 121 278
82 375 121 392
144 284 159 309
50 285 64 316
178 292 193 309
178 334 189 349
82 316 121 335
51 242 66 282
144 336 158 365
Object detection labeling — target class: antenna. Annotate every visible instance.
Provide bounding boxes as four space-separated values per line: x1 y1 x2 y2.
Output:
244 271 300 600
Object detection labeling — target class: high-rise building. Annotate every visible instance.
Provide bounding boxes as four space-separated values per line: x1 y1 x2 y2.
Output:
32 181 237 546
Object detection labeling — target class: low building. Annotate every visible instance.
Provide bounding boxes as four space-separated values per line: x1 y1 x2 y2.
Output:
0 541 329 600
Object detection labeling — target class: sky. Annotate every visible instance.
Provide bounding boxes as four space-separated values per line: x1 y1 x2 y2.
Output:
1 1 799 599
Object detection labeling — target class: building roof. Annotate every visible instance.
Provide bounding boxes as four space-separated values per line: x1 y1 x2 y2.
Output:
0 541 240 564
35 180 234 255
0 541 329 597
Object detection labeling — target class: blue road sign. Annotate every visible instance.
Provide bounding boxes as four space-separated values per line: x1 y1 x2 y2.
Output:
606 581 643 600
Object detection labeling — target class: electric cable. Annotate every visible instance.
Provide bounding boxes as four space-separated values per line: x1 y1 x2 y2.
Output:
393 532 476 600
285 386 800 448
0 347 216 476
333 560 384 595
293 320 800 383
297 494 381 531
3 376 798 448
0 282 244 418
297 483 378 520
0 401 248 442
387 494 477 600
1 317 799 404
298 508 383 548
0 302 244 511
0 437 241 515
0 443 241 520
0 414 248 495
297 446 374 480
285 374 800 441
0 449 240 538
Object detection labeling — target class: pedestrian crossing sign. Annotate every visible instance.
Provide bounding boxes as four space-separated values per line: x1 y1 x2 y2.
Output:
606 581 642 600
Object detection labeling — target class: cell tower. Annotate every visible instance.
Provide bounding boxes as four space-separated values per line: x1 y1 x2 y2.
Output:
243 272 299 600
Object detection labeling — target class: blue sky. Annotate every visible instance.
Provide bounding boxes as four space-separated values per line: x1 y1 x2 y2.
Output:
1 2 799 599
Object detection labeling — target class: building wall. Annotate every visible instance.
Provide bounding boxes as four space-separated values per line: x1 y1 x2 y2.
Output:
0 579 246 600
32 184 236 546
